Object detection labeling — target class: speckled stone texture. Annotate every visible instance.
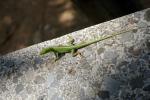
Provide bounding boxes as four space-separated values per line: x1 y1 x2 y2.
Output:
0 8 150 100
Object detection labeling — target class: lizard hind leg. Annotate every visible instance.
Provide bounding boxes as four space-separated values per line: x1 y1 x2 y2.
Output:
71 49 83 57
67 35 75 45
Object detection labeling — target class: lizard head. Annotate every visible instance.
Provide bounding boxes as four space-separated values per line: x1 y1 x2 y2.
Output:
40 47 54 55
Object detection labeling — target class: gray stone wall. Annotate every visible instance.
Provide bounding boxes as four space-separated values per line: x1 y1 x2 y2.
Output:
0 8 150 100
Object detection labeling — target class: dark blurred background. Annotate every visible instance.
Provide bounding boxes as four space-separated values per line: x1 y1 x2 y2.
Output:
0 0 149 54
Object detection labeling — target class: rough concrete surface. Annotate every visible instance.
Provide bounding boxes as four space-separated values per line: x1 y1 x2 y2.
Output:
0 8 150 100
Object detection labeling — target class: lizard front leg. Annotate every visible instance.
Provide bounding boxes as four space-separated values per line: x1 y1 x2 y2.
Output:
54 52 65 61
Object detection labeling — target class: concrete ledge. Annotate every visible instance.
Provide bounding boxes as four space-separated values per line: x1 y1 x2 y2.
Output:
0 8 150 100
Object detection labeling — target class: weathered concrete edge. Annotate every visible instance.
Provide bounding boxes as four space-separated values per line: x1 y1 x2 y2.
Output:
1 8 149 59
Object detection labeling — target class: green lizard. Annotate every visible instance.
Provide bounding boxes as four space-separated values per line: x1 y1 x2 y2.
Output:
40 26 137 61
